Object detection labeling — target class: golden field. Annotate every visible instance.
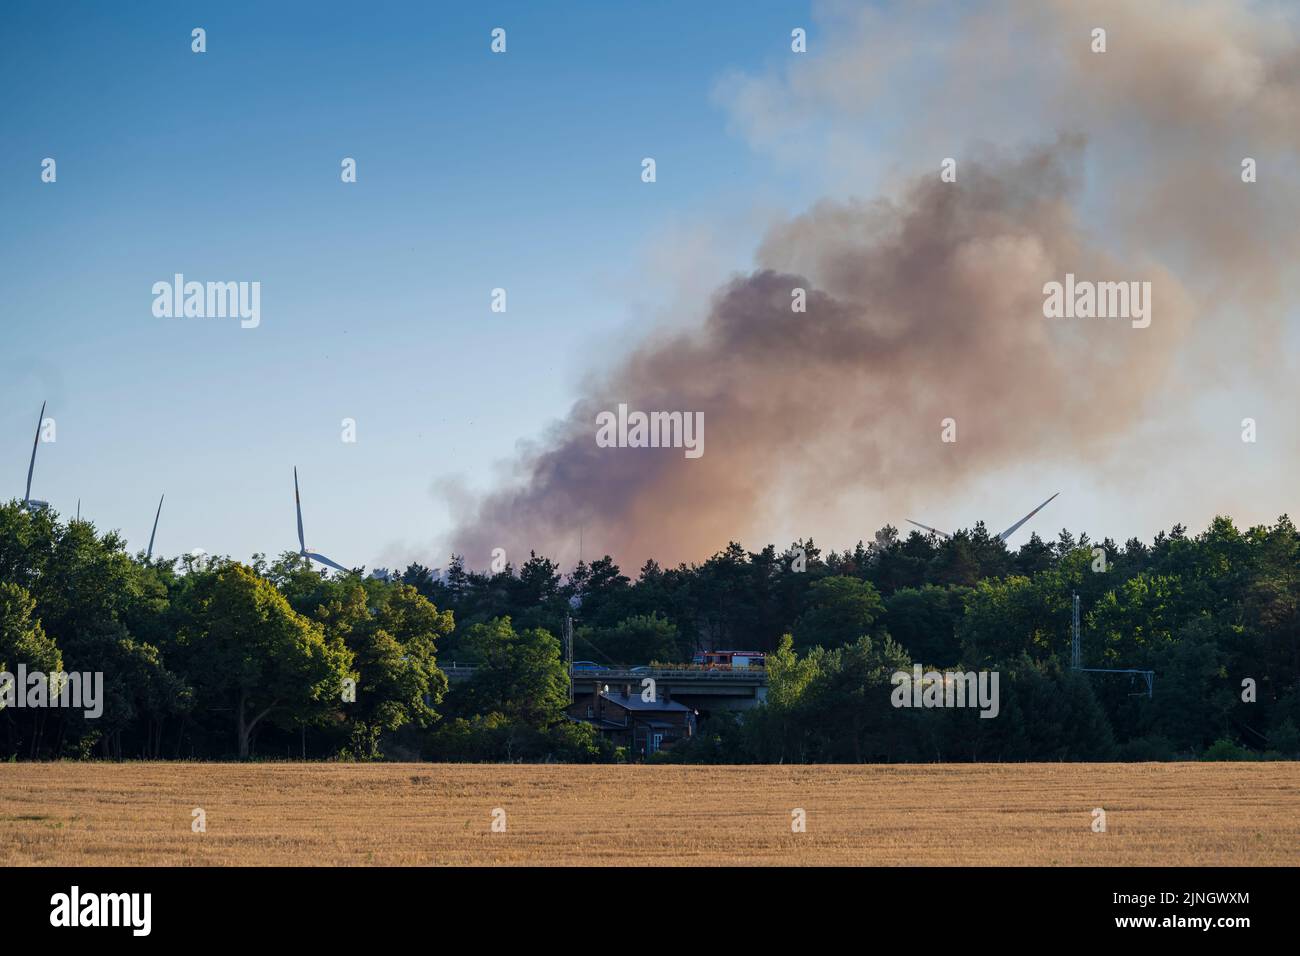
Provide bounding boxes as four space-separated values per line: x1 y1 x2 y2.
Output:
1 762 1296 866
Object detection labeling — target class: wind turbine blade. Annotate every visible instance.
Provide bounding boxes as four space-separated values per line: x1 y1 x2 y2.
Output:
306 552 351 573
294 467 306 553
997 492 1060 542
25 401 44 502
147 494 164 559
906 519 951 539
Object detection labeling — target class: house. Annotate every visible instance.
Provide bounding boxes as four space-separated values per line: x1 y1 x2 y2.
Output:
567 681 697 756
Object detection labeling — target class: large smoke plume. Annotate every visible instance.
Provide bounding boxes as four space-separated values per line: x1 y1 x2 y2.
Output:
447 0 1300 569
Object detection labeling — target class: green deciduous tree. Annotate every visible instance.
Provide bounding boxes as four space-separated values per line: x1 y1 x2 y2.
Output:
315 581 452 759
793 576 885 651
448 617 568 729
179 564 353 758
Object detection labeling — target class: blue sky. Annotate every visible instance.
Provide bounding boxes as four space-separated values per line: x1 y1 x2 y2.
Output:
4 1 1296 573
0 1 825 568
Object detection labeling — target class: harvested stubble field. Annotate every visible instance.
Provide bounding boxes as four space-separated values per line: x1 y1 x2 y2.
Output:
0 762 1296 866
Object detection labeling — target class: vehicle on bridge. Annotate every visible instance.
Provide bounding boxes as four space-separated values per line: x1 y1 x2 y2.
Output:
693 650 767 670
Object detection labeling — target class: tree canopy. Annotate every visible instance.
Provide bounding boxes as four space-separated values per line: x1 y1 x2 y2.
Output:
2 499 1297 763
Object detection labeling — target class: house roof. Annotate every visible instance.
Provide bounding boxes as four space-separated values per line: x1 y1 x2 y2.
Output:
562 714 627 730
599 692 692 713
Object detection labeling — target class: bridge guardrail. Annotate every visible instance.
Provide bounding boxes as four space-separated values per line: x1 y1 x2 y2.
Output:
572 667 768 680
442 664 767 681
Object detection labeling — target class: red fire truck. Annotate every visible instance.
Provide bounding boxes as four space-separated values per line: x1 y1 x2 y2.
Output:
692 650 767 670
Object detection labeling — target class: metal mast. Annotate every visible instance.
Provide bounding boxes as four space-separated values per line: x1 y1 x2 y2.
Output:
1072 590 1154 697
1071 592 1081 670
564 613 574 704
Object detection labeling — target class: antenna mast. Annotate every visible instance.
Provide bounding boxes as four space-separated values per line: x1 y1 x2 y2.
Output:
1071 590 1155 697
564 613 574 704
1071 592 1081 670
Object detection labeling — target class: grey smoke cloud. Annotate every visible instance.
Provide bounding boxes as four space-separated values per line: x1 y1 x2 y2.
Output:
447 0 1299 569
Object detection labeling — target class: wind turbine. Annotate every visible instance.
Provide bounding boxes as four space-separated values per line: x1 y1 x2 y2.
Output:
294 467 350 573
146 494 164 560
907 492 1060 544
19 401 49 513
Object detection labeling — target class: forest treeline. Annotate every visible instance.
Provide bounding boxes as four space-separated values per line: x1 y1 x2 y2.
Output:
1 500 1297 762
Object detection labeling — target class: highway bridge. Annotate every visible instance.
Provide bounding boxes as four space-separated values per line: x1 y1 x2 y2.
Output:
442 664 769 713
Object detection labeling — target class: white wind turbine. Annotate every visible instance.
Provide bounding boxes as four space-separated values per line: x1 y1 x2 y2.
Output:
19 401 50 513
146 494 164 560
907 492 1060 544
294 467 350 573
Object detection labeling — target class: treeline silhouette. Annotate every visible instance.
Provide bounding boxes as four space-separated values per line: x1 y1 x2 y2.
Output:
2 501 1297 762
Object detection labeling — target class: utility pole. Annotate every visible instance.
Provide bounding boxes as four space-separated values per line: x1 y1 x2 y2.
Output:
1071 592 1081 670
565 613 574 704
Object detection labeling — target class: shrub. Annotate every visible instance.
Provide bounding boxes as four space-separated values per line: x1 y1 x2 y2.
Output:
1117 734 1176 761
1202 738 1255 761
